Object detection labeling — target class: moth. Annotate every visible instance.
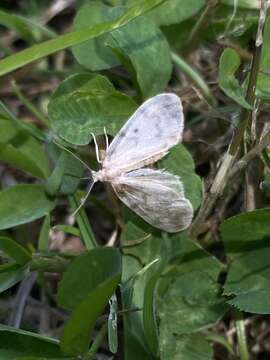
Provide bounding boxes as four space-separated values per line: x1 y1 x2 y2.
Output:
88 93 193 233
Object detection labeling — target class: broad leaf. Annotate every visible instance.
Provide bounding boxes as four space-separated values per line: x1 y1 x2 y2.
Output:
159 330 213 360
158 271 228 335
72 2 122 70
0 184 55 230
60 277 120 355
57 248 121 309
110 15 172 98
220 208 270 258
224 246 270 296
228 289 270 314
48 73 137 145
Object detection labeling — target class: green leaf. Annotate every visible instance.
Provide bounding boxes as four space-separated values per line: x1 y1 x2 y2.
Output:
0 117 18 143
0 0 166 77
121 255 155 360
218 48 252 109
158 271 228 335
60 277 120 355
109 15 172 98
159 144 202 210
0 264 29 293
121 227 222 359
224 246 270 296
0 325 67 359
146 0 205 26
220 208 270 258
0 236 31 265
228 289 270 314
45 152 67 196
38 215 51 251
58 248 122 355
48 73 137 145
57 247 121 309
74 1 172 97
0 102 46 142
72 2 122 70
0 184 56 230
0 10 36 43
257 13 270 101
159 330 213 360
0 121 49 178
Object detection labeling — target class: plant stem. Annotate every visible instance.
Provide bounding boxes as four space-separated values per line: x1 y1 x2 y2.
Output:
84 322 108 360
190 2 269 238
30 253 71 273
235 311 249 360
171 51 216 106
185 0 219 54
11 80 50 127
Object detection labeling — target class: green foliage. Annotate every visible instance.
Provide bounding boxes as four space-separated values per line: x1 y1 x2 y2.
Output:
48 73 137 145
0 118 49 178
146 0 205 26
159 331 213 360
0 185 55 230
222 209 270 314
1 0 270 358
0 325 69 359
58 248 121 355
0 264 29 294
109 16 172 98
257 13 270 101
218 48 252 109
220 208 270 258
0 0 166 76
0 236 31 265
73 2 172 98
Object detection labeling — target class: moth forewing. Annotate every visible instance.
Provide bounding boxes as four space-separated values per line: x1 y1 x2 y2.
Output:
102 93 184 174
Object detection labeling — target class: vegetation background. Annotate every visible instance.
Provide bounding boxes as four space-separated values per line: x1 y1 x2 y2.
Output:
0 0 270 359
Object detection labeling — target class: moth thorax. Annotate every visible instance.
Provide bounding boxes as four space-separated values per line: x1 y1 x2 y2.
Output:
93 168 119 182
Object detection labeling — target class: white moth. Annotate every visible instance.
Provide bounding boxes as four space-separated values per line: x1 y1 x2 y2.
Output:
90 93 193 233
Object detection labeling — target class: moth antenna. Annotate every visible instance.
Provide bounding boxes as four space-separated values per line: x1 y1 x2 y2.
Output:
53 140 92 173
72 179 95 216
103 126 109 150
91 132 102 164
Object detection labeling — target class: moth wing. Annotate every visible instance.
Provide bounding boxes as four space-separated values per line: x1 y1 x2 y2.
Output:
112 168 193 233
103 94 184 173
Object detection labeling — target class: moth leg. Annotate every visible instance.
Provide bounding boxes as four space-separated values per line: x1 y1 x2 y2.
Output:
91 132 102 164
103 126 109 150
72 179 95 216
